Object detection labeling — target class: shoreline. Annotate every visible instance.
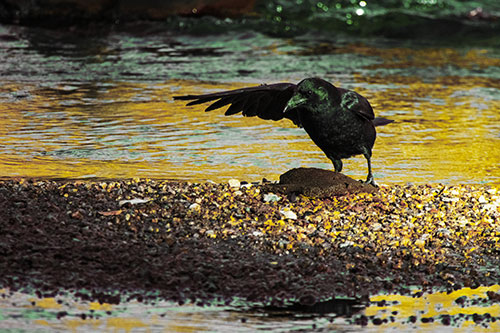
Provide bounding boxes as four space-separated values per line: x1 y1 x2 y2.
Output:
1 178 499 310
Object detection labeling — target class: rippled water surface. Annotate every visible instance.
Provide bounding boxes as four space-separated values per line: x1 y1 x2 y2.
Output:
1 23 500 184
2 286 500 331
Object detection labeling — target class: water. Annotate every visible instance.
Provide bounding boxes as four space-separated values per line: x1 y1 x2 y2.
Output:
1 22 499 184
2 286 500 331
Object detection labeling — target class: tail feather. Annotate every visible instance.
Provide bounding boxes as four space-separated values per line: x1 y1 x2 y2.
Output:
372 117 394 127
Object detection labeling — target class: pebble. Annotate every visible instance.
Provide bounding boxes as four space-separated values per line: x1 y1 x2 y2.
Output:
415 239 426 248
228 179 240 188
280 208 297 220
118 198 150 206
340 241 354 248
189 203 201 210
263 193 281 202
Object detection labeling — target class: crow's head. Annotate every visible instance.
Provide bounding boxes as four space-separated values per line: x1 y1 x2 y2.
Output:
284 78 340 112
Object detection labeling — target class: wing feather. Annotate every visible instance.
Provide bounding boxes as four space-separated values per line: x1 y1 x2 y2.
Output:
241 93 265 117
205 96 235 111
224 99 245 116
174 83 299 124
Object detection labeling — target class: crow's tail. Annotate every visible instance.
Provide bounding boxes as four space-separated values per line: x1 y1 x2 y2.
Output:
372 117 394 127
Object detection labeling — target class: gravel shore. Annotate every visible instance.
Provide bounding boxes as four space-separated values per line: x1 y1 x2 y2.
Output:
1 176 499 314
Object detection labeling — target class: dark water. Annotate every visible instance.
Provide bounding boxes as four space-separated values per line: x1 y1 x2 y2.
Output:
236 0 500 41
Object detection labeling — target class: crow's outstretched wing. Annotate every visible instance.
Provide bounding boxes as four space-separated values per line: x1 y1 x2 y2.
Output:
174 83 300 124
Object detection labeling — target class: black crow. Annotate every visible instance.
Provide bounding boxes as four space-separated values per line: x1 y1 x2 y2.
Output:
174 77 393 185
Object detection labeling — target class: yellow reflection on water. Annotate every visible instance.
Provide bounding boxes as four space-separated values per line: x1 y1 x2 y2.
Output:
89 301 113 312
367 285 500 330
1 61 499 184
105 317 150 331
29 297 62 310
354 45 500 69
363 75 500 184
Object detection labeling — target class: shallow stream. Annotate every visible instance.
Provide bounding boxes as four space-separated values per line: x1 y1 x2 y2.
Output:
1 23 499 184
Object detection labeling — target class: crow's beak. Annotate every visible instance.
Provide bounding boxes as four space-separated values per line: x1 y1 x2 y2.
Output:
284 93 308 112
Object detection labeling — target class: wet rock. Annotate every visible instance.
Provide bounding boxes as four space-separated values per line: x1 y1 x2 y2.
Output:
487 291 500 302
262 167 377 198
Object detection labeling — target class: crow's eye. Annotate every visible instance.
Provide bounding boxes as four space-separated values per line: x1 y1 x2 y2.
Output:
305 90 313 97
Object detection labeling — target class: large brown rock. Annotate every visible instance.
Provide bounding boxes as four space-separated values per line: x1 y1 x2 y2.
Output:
262 167 377 198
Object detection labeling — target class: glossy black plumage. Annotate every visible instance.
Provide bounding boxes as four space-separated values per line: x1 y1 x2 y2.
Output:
176 82 298 122
174 78 392 185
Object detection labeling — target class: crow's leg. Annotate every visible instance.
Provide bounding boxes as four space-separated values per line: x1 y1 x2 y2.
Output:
330 158 343 173
363 152 376 186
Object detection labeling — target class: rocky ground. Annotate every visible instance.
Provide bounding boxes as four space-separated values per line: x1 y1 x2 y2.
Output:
1 168 500 326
